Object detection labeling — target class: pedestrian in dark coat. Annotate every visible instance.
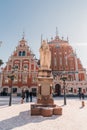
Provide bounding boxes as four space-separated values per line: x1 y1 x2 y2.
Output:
21 89 25 104
82 92 84 100
79 92 81 100
30 91 33 102
25 89 29 102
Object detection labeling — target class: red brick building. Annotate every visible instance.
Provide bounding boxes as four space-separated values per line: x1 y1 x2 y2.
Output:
48 33 87 95
0 32 87 96
1 37 39 96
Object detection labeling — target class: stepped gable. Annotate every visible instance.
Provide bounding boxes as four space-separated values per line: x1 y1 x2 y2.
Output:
48 33 85 81
2 36 39 88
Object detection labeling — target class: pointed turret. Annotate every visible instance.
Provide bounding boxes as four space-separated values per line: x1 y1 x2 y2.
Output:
22 31 25 40
41 34 43 45
19 32 27 47
55 27 59 39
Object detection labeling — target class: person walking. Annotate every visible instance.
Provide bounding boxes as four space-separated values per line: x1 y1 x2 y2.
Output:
30 91 33 102
78 92 81 100
81 92 85 107
25 89 29 102
21 89 25 104
81 92 84 100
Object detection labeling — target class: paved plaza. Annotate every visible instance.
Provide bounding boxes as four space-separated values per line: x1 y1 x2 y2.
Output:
0 96 87 130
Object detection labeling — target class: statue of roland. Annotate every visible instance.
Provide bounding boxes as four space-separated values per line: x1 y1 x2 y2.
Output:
39 40 51 69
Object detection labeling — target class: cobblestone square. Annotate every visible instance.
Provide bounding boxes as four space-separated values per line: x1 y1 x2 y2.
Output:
0 96 87 130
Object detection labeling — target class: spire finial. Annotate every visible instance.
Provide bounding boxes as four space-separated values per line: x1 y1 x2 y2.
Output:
75 49 77 56
41 34 43 45
22 32 25 39
62 36 64 40
56 27 58 36
46 38 48 43
67 36 69 42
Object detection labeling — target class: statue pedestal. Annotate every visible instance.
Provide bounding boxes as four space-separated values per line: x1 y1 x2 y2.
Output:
37 76 54 105
31 40 62 116
31 68 62 117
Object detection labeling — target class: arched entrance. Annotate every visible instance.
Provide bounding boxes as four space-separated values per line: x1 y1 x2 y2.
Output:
55 84 61 96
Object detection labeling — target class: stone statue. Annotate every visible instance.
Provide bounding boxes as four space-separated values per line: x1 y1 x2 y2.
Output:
40 40 51 69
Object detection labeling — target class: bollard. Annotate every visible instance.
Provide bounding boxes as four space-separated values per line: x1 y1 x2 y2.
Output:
82 101 85 107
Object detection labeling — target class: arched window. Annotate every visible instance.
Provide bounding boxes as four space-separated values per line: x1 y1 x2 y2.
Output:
19 51 22 56
22 51 26 56
19 51 26 56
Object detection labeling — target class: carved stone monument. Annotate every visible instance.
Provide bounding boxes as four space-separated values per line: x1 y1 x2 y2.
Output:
31 40 62 117
37 40 53 105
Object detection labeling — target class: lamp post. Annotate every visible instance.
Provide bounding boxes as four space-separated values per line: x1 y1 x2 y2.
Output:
60 76 67 105
8 67 15 106
61 52 75 105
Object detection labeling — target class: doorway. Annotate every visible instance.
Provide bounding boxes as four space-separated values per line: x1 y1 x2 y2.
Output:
55 84 61 96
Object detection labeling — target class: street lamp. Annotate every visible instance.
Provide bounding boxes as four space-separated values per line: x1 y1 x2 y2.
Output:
8 67 16 106
60 52 75 105
60 76 67 105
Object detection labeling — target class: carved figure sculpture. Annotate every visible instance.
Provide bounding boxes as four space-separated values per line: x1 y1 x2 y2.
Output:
40 40 51 69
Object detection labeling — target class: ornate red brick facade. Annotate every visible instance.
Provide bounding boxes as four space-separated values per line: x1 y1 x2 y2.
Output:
48 34 87 96
1 37 39 95
0 32 87 96
48 35 86 81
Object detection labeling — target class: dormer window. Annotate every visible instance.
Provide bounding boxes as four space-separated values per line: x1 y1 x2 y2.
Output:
19 51 22 56
18 51 26 56
22 51 26 56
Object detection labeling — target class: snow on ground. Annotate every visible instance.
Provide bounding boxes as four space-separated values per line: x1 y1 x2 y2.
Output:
0 96 87 130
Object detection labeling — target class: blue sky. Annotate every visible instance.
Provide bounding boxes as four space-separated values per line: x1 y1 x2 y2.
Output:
0 0 87 68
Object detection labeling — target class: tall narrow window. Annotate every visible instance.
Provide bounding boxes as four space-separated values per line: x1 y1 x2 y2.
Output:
22 51 26 56
19 51 22 56
54 57 57 66
65 56 68 65
60 57 62 65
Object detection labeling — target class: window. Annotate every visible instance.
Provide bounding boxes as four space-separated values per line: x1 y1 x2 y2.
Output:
4 75 9 83
19 51 22 56
22 51 26 56
3 88 8 93
31 64 34 70
22 74 27 83
54 57 57 66
19 51 26 56
78 88 82 93
13 74 18 83
32 88 37 96
65 56 68 65
71 88 73 92
2 88 8 96
60 57 62 65
14 65 18 70
12 88 17 93
23 64 28 70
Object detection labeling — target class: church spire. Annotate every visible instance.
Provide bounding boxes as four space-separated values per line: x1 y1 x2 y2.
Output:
55 27 59 40
41 34 43 45
67 36 69 42
22 32 25 40
56 27 58 37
